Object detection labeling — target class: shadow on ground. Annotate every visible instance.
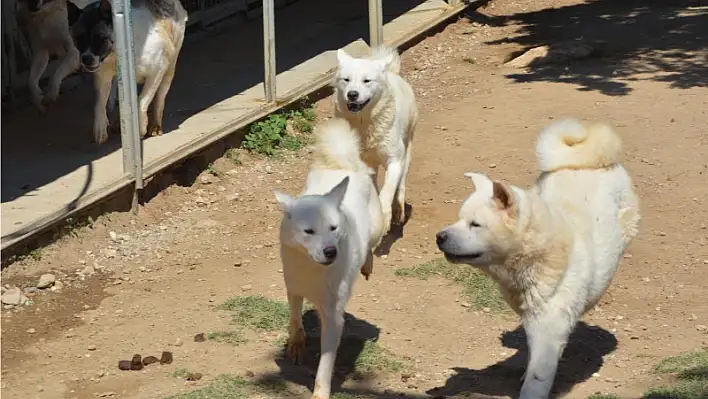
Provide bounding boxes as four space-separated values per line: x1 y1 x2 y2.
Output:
466 0 708 96
428 321 618 398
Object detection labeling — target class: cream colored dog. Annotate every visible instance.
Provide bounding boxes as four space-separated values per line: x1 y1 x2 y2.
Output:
332 45 419 233
274 118 384 399
436 118 640 399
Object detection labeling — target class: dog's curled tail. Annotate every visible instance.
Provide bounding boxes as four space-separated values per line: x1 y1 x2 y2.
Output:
369 45 402 74
536 118 622 172
312 118 370 173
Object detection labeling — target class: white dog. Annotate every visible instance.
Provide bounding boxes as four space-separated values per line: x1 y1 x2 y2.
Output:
332 46 419 233
436 118 640 399
274 118 385 399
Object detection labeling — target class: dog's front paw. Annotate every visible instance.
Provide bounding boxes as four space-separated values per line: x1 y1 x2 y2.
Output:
148 122 164 137
286 328 306 365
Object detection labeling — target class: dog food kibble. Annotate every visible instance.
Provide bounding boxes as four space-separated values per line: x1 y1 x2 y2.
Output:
142 356 159 365
160 351 173 365
118 360 132 371
130 354 144 370
193 333 206 342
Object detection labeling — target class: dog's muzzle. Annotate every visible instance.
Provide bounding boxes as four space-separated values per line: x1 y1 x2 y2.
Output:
436 230 482 262
346 99 370 113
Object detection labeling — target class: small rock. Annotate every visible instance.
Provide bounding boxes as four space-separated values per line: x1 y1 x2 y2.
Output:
1 287 28 305
241 284 253 292
504 43 593 68
488 163 497 169
81 266 95 276
174 338 184 347
194 333 206 342
51 280 65 291
37 274 56 289
109 231 118 242
27 328 37 334
696 325 708 333
185 372 203 381
24 286 38 294
482 307 491 313
87 345 97 351
98 392 116 397
460 302 472 308
105 249 117 258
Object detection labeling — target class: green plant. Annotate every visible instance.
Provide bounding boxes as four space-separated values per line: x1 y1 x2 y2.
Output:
642 349 708 399
395 258 507 313
207 331 246 346
218 295 291 331
242 103 316 156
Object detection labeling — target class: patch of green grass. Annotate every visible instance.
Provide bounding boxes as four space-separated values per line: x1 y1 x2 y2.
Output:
171 368 189 378
642 349 708 399
588 394 622 399
218 295 290 331
207 330 246 346
29 249 42 261
394 258 506 313
165 374 292 399
225 148 243 165
353 339 405 378
242 102 316 156
206 163 221 177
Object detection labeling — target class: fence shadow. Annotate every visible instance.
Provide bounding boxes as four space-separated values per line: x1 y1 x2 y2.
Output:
467 0 708 96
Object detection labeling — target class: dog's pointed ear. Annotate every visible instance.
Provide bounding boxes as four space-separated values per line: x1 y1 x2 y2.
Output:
464 172 493 194
274 190 294 212
99 0 112 19
336 49 353 65
325 176 350 208
492 181 515 211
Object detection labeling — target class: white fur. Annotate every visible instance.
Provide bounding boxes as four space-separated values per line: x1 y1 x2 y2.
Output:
91 4 187 144
332 45 418 233
438 118 640 399
275 118 384 399
17 0 80 112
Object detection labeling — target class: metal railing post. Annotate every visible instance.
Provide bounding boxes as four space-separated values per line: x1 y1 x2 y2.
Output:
368 0 383 48
262 0 276 102
112 0 144 197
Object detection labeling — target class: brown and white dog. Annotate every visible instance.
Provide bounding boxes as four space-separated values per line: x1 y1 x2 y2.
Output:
72 0 187 144
17 0 81 112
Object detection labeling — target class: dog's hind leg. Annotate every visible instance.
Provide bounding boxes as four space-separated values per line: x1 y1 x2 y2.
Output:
137 65 169 138
28 49 50 112
148 62 177 137
286 293 306 365
394 143 413 225
519 316 572 399
312 304 344 399
46 43 80 105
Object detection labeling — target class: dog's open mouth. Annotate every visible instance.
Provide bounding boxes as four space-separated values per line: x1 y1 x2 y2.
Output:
82 64 100 73
346 99 370 113
443 252 483 263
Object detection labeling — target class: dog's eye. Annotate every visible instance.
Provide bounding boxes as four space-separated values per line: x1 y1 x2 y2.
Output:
304 228 315 235
342 78 350 82
363 79 371 83
469 221 481 228
329 225 337 231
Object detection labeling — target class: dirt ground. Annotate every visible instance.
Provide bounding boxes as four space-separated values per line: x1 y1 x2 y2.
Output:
2 0 707 398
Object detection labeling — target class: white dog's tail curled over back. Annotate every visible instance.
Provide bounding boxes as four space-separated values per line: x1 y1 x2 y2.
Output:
312 118 371 173
369 45 402 74
536 118 622 172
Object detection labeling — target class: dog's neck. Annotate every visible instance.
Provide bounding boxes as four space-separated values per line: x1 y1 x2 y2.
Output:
488 189 573 316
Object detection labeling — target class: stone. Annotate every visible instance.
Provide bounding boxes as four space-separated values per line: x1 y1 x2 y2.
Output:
504 43 593 68
1 287 28 305
37 274 56 289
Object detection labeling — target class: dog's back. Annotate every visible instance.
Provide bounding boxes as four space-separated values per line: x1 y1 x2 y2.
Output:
534 118 640 310
306 118 385 250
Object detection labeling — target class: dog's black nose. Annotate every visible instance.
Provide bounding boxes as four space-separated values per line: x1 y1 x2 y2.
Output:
436 231 448 246
346 91 359 101
323 246 337 260
81 53 93 66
